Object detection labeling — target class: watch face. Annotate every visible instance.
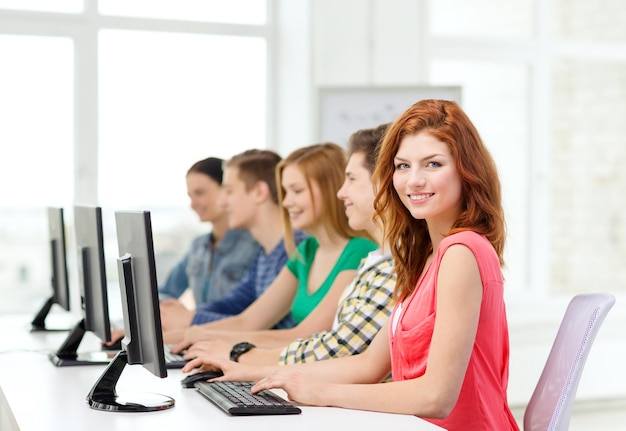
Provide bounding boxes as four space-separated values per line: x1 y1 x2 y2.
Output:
234 342 252 353
230 342 255 362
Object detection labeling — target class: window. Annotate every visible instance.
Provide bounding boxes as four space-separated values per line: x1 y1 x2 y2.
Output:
98 30 266 208
0 4 270 312
0 0 82 13
99 0 266 25
0 35 74 312
0 35 74 207
430 0 533 40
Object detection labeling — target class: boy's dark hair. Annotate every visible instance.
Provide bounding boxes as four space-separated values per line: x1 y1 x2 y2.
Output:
225 149 282 204
347 123 390 174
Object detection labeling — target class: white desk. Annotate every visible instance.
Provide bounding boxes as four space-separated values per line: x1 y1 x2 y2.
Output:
0 314 444 431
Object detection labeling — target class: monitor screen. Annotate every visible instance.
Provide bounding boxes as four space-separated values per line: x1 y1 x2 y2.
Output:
86 210 174 412
75 205 111 341
31 207 71 331
49 205 115 366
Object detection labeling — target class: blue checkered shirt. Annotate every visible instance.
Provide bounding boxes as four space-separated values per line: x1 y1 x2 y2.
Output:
191 230 307 328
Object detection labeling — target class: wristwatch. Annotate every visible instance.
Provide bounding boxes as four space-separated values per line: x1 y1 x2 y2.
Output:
230 342 256 362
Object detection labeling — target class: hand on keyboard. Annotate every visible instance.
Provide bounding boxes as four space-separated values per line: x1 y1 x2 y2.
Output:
195 381 301 416
163 344 187 369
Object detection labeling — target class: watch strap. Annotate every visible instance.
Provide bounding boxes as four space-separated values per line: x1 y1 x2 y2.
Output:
230 341 256 362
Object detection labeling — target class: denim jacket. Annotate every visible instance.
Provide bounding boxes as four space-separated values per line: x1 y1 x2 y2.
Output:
158 229 260 307
191 230 308 328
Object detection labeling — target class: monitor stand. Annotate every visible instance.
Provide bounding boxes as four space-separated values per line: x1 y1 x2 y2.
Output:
87 351 175 412
48 319 116 366
30 296 71 332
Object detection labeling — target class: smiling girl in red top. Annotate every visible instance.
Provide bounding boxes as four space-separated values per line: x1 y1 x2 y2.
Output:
194 100 519 431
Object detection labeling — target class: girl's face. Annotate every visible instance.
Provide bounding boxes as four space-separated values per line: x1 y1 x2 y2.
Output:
186 172 225 223
392 131 462 229
337 153 375 232
281 164 322 231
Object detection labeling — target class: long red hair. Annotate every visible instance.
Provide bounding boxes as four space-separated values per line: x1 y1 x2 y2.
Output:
373 99 506 299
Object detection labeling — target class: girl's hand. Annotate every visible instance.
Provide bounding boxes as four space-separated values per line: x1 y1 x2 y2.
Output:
183 339 232 362
181 354 274 383
251 369 329 406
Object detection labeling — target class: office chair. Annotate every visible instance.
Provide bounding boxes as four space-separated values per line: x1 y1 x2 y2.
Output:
523 292 616 431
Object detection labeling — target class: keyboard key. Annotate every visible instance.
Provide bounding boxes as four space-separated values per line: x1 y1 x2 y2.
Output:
195 381 301 416
163 344 187 369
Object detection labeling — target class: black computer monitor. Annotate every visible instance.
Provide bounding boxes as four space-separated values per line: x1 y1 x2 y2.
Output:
30 207 71 331
49 205 114 366
86 210 174 412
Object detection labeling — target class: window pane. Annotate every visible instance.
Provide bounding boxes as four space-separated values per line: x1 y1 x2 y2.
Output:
0 0 82 13
99 0 266 25
554 0 626 43
98 30 267 208
0 35 74 206
551 60 626 293
430 0 533 40
430 60 530 291
0 35 74 312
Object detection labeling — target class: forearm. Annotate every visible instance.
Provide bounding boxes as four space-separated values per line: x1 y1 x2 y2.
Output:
287 353 378 384
238 347 284 366
315 380 438 415
192 310 239 325
280 324 393 385
226 328 298 348
193 277 257 322
280 308 391 364
279 332 353 364
192 309 277 335
192 290 256 326
195 314 251 331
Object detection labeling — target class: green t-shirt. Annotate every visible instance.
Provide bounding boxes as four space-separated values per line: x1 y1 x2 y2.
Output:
286 236 378 323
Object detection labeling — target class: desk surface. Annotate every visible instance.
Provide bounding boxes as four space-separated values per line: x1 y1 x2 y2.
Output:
0 313 445 431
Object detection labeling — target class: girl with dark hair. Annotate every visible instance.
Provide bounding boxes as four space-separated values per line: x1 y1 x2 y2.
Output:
158 157 260 326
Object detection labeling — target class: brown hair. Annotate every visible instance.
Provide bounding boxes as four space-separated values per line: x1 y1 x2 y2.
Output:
347 123 390 175
373 99 506 299
276 143 369 255
225 149 282 204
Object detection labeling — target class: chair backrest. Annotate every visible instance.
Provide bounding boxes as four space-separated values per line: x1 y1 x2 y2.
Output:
523 292 615 431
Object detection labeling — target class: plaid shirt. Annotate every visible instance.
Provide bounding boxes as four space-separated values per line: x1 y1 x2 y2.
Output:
279 250 395 364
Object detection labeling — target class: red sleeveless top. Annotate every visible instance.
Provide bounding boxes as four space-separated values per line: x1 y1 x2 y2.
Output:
389 231 519 431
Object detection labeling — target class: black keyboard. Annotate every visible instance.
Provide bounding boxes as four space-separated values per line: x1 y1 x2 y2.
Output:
194 381 302 416
163 344 187 369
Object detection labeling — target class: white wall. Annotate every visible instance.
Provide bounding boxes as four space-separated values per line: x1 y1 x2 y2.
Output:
274 0 626 407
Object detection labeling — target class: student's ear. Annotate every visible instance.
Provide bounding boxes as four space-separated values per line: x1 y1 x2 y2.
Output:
252 180 271 203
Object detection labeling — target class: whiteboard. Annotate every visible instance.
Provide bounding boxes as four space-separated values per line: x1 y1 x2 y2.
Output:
318 86 462 146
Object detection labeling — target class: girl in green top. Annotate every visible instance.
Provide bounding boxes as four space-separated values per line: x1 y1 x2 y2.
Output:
172 143 376 348
286 236 376 323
